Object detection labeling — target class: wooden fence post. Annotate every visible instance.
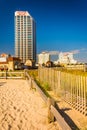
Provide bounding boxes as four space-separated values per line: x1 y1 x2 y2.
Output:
47 98 55 123
5 70 7 79
24 69 27 79
28 78 32 89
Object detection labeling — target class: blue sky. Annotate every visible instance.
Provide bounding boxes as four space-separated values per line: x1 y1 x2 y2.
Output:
0 0 87 62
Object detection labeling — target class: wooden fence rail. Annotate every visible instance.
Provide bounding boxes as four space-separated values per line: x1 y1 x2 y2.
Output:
0 71 24 79
25 70 71 130
38 67 87 116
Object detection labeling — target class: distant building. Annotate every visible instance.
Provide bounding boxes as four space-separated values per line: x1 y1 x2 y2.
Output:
25 59 35 68
0 57 7 62
15 11 36 63
0 53 8 58
38 52 50 65
58 52 77 64
0 54 21 70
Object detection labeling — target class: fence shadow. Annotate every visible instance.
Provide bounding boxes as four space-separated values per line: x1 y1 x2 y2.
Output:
55 103 80 130
0 82 6 86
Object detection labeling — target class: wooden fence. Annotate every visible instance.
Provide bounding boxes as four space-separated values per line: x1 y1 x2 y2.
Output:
0 71 24 79
24 70 71 130
38 67 87 116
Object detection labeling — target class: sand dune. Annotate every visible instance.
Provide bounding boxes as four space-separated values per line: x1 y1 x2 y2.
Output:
0 79 60 130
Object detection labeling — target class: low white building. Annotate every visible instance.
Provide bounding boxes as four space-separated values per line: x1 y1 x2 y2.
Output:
38 52 50 65
0 57 7 62
58 52 77 64
0 53 8 62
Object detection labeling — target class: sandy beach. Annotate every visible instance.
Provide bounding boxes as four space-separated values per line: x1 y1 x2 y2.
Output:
0 79 60 130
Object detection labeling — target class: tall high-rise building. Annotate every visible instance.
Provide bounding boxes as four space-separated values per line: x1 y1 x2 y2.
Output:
15 11 36 63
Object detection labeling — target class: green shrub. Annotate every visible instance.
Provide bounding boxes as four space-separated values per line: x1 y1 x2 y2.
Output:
43 82 51 91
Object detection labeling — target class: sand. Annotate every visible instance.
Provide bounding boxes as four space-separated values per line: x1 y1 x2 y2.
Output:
0 79 60 130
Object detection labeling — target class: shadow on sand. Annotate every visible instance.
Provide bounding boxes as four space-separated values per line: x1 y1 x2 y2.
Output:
0 82 6 86
55 102 80 130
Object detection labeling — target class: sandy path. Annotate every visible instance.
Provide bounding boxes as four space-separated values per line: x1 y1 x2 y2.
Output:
0 79 60 130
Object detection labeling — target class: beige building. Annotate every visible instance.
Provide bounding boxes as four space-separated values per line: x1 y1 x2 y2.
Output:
25 59 35 67
0 56 21 71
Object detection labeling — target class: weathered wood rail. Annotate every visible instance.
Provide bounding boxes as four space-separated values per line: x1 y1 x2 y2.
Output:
24 70 72 130
0 71 24 79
